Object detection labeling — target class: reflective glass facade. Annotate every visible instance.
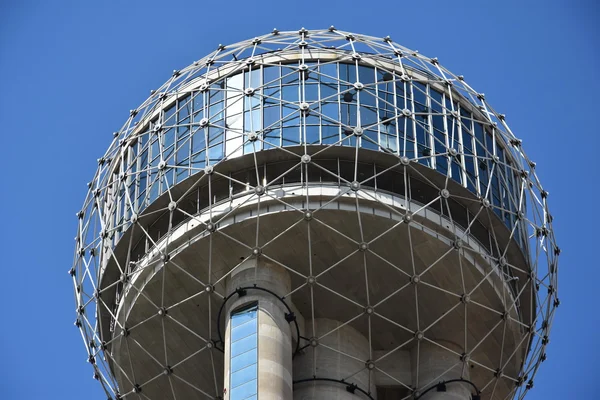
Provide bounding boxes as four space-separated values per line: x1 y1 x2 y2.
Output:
106 61 525 249
230 304 258 400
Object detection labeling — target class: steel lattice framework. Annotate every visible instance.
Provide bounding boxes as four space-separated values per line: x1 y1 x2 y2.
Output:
71 27 559 400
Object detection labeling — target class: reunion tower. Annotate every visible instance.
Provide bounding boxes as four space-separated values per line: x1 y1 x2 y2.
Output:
71 28 559 400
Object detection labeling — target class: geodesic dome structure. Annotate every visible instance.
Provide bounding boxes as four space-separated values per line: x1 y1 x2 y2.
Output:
71 27 559 400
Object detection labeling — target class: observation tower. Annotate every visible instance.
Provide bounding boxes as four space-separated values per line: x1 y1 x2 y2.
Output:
71 27 559 400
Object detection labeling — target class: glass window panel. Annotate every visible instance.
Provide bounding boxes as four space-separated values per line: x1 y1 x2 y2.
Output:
231 364 258 389
360 106 378 126
230 379 257 399
263 128 281 149
230 305 257 400
304 83 319 102
320 83 337 101
281 64 299 84
192 92 204 116
321 102 339 123
263 65 280 86
358 65 375 86
192 128 206 154
306 125 320 144
178 95 190 121
282 84 298 103
283 126 300 145
208 143 223 162
319 62 337 83
164 104 176 126
163 128 175 151
339 63 356 84
231 318 257 341
322 125 339 144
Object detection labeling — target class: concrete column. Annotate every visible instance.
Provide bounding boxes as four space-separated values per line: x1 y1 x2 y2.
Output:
294 318 376 400
223 259 293 400
411 341 471 400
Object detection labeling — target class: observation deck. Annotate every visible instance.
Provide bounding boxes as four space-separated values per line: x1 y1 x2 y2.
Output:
72 28 559 400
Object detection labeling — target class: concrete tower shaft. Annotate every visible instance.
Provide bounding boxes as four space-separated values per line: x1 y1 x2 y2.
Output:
71 28 559 400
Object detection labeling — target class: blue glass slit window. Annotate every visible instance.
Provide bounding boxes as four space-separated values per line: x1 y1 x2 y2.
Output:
230 303 258 400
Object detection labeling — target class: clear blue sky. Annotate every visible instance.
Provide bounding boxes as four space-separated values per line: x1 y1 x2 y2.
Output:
0 1 597 399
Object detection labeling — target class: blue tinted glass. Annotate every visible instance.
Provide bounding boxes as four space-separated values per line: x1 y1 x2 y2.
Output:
231 318 257 341
231 364 258 388
231 348 257 373
230 379 257 399
230 305 257 400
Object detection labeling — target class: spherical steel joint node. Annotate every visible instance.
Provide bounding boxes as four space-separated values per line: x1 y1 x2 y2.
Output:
247 131 258 142
244 87 255 96
163 366 173 376
350 181 361 192
206 341 214 349
353 127 363 136
298 64 308 71
400 156 410 166
411 275 421 285
400 74 410 82
133 384 142 393
158 160 166 171
364 306 374 315
461 294 471 304
492 155 500 164
403 212 413 223
460 352 471 363
304 211 313 221
299 102 310 112
353 82 364 90
206 222 216 233
254 185 265 196
301 154 311 164
158 307 168 317
328 25 336 32
449 148 458 157
162 253 170 263
412 390 421 398
358 242 369 252
245 57 256 66
366 360 375 370
204 165 214 175
199 117 209 127
481 198 491 208
494 368 503 378
309 337 319 347
383 35 392 43
205 285 214 293
499 257 507 267
168 201 177 212
307 276 317 286
440 189 450 199
298 40 308 48
252 247 262 257
402 108 412 117
122 328 130 337
453 239 463 250
352 53 361 60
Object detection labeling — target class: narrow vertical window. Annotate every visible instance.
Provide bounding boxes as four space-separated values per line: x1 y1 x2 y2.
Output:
230 303 258 400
